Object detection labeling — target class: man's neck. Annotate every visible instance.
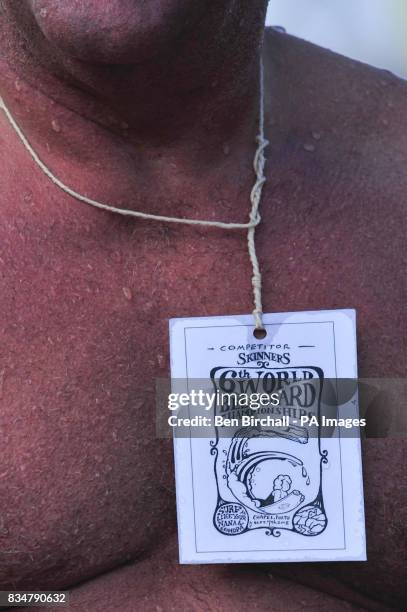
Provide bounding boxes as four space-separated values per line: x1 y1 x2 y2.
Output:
0 3 269 222
0 3 267 149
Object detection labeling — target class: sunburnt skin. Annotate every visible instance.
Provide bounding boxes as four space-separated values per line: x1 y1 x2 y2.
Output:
0 0 406 608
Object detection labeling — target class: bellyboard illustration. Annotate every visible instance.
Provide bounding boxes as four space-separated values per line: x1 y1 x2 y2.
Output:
210 365 328 538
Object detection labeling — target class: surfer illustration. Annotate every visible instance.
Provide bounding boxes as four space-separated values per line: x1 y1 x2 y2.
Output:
269 475 292 504
225 427 306 515
211 365 328 537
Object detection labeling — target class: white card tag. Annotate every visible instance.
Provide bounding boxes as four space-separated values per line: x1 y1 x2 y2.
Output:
169 309 366 564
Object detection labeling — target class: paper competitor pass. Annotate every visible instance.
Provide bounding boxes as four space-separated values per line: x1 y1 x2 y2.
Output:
170 309 366 563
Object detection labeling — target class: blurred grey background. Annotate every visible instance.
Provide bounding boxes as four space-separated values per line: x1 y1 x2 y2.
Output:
266 0 407 78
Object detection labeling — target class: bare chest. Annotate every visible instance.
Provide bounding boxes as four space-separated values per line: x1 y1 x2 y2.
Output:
1 186 405 387
0 179 405 586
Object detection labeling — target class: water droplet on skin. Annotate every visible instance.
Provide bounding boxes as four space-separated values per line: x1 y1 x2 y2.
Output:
303 143 315 153
122 287 132 301
14 79 22 91
312 131 321 141
51 119 61 133
39 8 48 18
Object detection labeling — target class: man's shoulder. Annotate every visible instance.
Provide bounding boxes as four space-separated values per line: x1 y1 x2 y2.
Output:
266 27 407 115
265 28 407 207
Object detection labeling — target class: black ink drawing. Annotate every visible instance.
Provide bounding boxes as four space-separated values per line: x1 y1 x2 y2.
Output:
210 365 328 538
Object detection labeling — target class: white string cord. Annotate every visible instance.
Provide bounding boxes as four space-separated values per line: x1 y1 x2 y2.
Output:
249 59 269 329
0 62 269 328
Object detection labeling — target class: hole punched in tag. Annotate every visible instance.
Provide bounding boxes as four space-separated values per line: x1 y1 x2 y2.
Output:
253 327 267 340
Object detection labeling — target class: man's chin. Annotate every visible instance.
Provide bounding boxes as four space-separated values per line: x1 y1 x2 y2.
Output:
26 0 206 64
